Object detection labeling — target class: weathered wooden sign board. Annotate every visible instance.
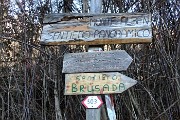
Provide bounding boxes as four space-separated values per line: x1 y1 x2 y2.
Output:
64 72 137 95
41 13 152 45
62 50 132 73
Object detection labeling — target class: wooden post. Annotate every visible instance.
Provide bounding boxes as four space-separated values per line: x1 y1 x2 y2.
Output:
86 47 102 120
86 109 100 120
89 1 116 120
90 0 102 13
86 1 102 120
82 0 88 13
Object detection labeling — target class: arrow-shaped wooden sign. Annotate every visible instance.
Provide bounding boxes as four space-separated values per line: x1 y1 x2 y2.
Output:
62 50 132 73
64 72 137 95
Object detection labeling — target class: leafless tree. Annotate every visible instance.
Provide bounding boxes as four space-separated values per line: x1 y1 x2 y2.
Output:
0 0 179 120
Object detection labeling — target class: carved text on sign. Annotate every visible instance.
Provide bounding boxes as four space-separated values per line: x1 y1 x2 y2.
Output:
50 28 151 40
89 14 150 26
62 50 133 73
41 13 152 45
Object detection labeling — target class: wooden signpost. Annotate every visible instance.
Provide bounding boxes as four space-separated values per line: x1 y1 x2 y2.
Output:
62 50 132 73
41 2 152 119
65 72 137 95
41 13 152 45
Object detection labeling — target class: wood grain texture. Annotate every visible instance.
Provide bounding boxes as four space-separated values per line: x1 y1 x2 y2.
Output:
41 13 152 45
62 50 133 73
43 13 151 24
64 72 137 95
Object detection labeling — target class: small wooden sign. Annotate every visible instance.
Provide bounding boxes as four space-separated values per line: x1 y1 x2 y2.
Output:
62 50 132 73
64 72 137 95
41 13 152 45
